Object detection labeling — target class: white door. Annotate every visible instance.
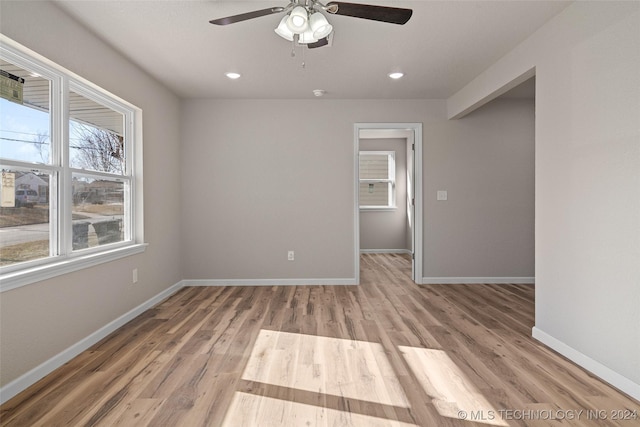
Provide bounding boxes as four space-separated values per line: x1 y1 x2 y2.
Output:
406 133 415 280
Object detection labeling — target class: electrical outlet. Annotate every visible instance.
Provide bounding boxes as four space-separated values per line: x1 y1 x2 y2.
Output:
288 251 295 261
133 268 138 284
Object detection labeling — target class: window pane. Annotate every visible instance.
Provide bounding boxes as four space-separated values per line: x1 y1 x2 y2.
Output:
0 169 52 266
0 60 51 164
69 90 125 174
359 182 389 207
359 154 388 180
359 151 395 207
72 176 126 249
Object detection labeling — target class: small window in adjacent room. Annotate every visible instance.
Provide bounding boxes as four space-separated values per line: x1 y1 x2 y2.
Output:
0 36 144 291
359 151 396 209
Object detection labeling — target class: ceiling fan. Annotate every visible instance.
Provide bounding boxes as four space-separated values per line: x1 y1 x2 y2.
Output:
209 1 413 49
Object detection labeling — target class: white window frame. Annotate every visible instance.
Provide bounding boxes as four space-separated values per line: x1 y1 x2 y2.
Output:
359 150 396 210
0 35 145 292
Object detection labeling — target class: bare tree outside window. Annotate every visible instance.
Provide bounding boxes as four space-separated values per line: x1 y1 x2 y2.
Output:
34 131 50 164
70 123 124 174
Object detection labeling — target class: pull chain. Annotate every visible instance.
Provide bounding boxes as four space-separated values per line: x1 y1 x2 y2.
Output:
288 34 308 69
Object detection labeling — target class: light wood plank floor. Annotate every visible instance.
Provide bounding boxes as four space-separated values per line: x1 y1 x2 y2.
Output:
1 254 638 426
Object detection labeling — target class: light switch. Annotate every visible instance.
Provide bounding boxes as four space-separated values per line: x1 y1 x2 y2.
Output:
437 190 448 201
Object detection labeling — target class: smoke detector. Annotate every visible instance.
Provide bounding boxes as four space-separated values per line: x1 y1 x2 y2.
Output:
313 89 326 97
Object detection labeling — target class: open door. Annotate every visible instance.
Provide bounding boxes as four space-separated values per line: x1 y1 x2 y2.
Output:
406 131 416 280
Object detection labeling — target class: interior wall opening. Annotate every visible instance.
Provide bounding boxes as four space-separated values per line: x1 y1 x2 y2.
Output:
354 123 423 285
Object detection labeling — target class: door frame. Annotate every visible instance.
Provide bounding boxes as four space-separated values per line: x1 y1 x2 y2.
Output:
354 123 423 284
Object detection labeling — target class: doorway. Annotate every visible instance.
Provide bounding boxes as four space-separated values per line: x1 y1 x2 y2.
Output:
354 123 423 284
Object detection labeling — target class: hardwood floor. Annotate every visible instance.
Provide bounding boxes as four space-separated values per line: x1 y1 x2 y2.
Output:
1 253 638 426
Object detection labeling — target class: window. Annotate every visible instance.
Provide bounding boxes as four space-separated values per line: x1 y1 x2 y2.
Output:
359 151 395 209
0 36 144 291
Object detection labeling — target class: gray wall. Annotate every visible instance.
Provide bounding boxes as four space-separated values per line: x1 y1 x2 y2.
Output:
180 98 535 281
427 98 535 278
533 3 640 390
449 1 640 395
359 138 409 252
0 1 183 386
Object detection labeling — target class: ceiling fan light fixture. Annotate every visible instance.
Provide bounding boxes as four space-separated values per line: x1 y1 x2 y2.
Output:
299 28 319 44
286 6 309 34
309 12 333 39
211 1 414 52
275 15 295 41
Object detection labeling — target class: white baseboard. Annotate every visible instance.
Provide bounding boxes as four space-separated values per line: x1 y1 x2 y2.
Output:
0 281 184 405
422 277 535 284
183 278 357 287
532 327 640 401
360 249 412 254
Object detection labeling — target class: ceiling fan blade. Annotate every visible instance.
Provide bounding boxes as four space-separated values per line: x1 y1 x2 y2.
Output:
209 7 285 25
326 2 412 25
307 37 330 49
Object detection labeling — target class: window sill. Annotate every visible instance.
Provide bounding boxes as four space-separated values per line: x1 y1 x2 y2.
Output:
0 243 147 292
359 207 397 212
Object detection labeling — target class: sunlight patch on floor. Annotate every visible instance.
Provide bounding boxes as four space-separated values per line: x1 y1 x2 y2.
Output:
241 329 410 408
399 346 509 426
222 392 418 427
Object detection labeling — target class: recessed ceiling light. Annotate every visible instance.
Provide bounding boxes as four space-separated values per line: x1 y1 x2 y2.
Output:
388 72 404 80
225 72 241 80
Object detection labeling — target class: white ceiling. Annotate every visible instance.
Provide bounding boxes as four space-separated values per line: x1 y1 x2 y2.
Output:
53 0 569 100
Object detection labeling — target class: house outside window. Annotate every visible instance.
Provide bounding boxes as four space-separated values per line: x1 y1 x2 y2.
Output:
359 151 396 209
0 36 144 291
